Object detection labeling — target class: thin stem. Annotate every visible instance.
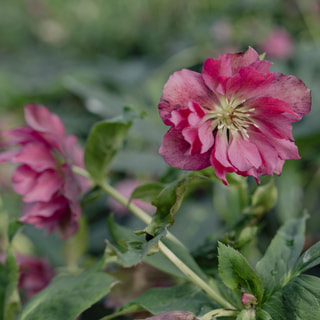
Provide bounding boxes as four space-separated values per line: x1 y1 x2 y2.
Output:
100 181 151 225
73 166 234 309
200 308 239 320
158 241 233 309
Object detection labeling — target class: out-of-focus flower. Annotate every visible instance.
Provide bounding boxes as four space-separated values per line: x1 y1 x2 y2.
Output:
108 179 156 216
0 253 55 301
158 47 311 185
260 27 294 60
0 104 90 238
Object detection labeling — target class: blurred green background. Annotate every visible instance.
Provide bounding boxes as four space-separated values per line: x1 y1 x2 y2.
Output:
1 0 320 285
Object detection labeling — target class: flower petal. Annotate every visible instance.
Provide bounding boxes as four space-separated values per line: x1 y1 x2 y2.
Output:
228 133 262 171
227 47 260 73
25 104 66 138
23 170 63 203
159 128 210 170
12 165 39 196
12 143 57 172
199 121 214 153
225 67 275 101
158 69 214 125
264 73 311 119
202 55 232 95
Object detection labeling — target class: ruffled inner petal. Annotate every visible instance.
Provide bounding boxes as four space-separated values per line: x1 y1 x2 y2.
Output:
227 47 260 74
228 133 262 171
159 128 211 170
202 55 232 95
23 170 63 203
12 143 57 172
12 165 39 195
25 104 66 138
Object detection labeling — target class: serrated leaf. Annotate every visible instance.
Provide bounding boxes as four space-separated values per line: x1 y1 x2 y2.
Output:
84 110 136 183
218 242 264 302
262 275 320 320
293 241 320 275
145 174 208 236
16 270 113 320
256 214 307 300
105 215 166 268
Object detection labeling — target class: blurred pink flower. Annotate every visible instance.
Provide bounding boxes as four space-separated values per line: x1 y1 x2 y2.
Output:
158 47 311 185
0 104 90 238
0 253 55 301
260 27 294 59
108 179 156 216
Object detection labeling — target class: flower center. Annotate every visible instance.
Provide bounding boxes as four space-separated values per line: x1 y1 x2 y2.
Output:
203 96 257 139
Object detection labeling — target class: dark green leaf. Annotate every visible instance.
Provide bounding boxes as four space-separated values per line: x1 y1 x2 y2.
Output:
293 241 320 275
145 174 208 236
126 283 218 317
218 242 264 302
256 214 307 300
8 221 24 243
105 215 166 268
130 183 164 203
262 275 320 320
84 110 136 183
16 270 113 320
1 249 21 320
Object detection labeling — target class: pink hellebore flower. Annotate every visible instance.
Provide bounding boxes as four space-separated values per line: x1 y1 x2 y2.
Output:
0 104 90 238
158 47 311 185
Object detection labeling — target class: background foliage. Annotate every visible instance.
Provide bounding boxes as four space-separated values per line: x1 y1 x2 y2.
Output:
1 1 320 319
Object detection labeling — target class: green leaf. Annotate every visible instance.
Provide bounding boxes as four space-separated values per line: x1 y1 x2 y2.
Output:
251 178 277 216
1 249 21 320
130 183 164 203
106 216 194 279
293 240 320 275
256 309 272 320
84 109 136 183
218 243 264 302
105 215 166 268
255 214 307 300
16 270 113 320
145 174 208 236
8 221 24 243
262 275 320 320
124 283 217 317
236 309 256 320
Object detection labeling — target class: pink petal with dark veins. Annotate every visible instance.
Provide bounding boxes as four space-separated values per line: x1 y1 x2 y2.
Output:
159 128 210 170
159 69 214 125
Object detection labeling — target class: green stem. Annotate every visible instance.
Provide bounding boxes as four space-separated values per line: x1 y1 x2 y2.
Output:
200 308 238 320
73 166 234 309
158 241 233 308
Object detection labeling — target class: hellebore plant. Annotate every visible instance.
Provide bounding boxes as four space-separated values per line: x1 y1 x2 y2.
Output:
0 47 319 320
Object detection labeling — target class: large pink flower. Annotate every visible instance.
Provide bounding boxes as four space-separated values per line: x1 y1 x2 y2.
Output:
158 47 311 185
0 104 90 238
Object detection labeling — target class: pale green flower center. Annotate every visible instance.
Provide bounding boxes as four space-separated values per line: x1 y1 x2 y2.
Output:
203 96 257 139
